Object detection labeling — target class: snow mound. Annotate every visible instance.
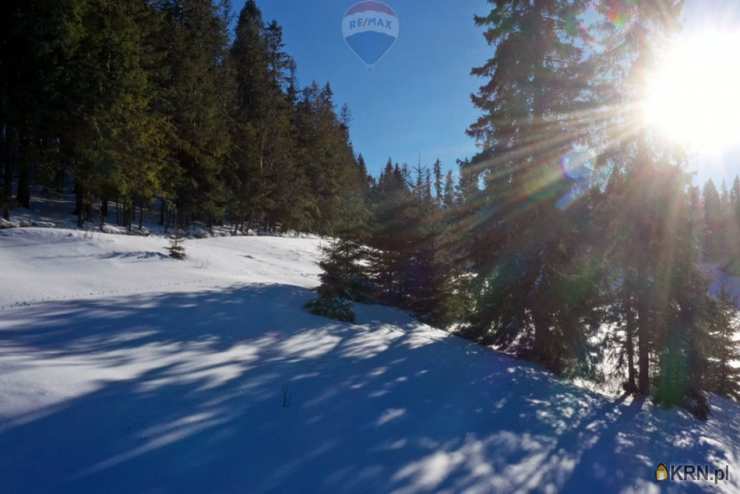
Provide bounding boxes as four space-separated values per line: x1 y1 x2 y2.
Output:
0 218 18 229
0 228 738 493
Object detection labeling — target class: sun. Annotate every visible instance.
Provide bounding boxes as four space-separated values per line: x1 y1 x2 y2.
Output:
643 31 740 154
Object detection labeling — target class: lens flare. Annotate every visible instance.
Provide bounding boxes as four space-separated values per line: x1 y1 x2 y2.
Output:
560 147 596 183
643 31 740 153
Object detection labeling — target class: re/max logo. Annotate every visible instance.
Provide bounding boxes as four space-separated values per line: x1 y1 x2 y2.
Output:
658 463 730 483
348 17 394 31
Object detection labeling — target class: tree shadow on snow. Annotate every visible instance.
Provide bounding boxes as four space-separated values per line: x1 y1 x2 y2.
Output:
0 285 736 494
98 251 171 261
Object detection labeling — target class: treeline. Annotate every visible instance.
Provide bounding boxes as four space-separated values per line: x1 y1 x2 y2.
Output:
0 0 366 233
313 0 740 416
701 177 740 263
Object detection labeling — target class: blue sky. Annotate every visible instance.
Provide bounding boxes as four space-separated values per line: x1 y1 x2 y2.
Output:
237 0 489 177
236 0 739 185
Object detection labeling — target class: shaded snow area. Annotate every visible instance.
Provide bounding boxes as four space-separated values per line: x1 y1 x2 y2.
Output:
0 229 738 493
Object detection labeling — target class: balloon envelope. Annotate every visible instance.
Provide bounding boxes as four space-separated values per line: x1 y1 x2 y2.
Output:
342 1 399 66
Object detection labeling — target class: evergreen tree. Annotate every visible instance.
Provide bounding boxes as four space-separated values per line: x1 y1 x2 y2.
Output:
704 289 740 401
733 177 740 255
433 159 443 205
294 82 360 233
356 154 372 196
443 170 455 209
227 0 269 231
464 0 592 369
158 0 232 228
315 220 371 304
367 160 413 305
229 5 308 232
703 179 724 259
592 0 707 403
1 0 367 239
1 0 88 215
167 229 187 259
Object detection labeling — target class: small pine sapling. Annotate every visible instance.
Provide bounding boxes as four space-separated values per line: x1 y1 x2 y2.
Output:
167 230 187 260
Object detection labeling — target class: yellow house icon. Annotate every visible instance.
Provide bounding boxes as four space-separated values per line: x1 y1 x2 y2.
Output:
656 464 669 481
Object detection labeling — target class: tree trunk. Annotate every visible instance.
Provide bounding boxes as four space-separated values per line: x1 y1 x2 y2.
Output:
1 124 11 220
75 181 85 227
54 164 65 194
99 198 108 230
16 165 30 208
138 200 144 230
533 312 552 368
624 293 637 392
16 138 31 209
637 297 650 395
124 201 133 231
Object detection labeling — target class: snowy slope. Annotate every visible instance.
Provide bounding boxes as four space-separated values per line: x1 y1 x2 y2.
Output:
0 228 738 494
0 228 322 309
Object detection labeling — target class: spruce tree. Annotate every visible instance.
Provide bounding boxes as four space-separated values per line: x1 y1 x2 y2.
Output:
1 0 87 217
706 289 740 401
433 159 443 205
167 229 187 260
703 179 724 260
733 177 740 258
158 0 231 228
356 154 372 196
593 0 697 399
442 171 455 209
465 0 591 368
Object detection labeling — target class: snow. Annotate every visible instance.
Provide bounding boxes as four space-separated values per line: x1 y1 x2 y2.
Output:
0 227 739 493
0 228 322 309
704 263 740 307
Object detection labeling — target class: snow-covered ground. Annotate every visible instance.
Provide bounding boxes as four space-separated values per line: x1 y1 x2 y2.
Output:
704 263 740 307
0 227 322 309
1 227 739 493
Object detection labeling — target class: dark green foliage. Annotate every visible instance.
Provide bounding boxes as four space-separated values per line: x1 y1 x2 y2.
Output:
167 231 187 260
228 3 300 231
317 239 372 302
442 171 455 209
157 0 232 228
307 163 373 323
463 0 594 370
445 0 737 416
305 297 355 323
703 179 725 259
0 0 367 234
314 156 467 328
734 177 740 253
703 290 740 401
701 176 740 262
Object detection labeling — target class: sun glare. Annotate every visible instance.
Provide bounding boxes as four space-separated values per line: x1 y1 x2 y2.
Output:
643 31 740 154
